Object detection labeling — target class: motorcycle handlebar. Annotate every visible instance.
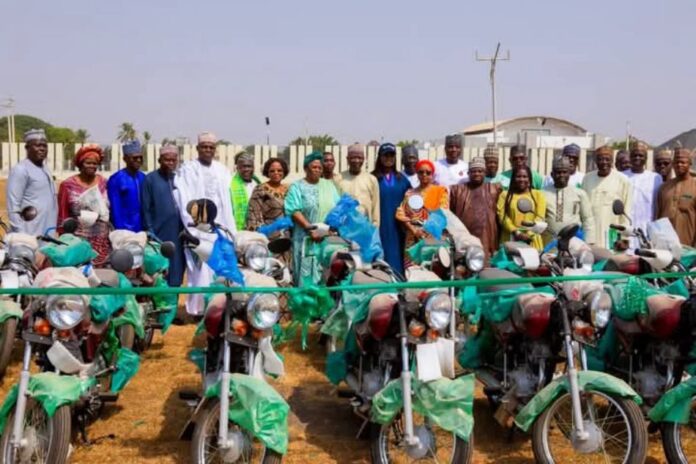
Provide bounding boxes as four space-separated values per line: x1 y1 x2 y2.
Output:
635 248 657 258
610 224 626 231
37 235 66 246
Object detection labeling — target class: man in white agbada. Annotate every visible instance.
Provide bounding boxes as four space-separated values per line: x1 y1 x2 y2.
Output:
623 141 662 241
174 131 237 316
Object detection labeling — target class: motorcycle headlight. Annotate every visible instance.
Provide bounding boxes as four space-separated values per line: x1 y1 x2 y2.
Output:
247 293 281 329
587 290 612 329
465 246 485 272
9 244 35 264
424 292 452 331
245 244 269 272
124 243 144 269
46 295 87 330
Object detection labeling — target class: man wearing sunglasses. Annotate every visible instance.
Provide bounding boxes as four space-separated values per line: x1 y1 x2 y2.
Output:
107 138 146 231
7 128 57 234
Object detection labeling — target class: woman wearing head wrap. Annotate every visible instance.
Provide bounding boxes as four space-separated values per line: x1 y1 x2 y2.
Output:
372 143 412 274
57 144 112 265
496 165 546 251
284 151 340 284
395 159 449 268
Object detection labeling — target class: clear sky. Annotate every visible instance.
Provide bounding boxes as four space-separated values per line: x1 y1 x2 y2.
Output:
1 0 694 146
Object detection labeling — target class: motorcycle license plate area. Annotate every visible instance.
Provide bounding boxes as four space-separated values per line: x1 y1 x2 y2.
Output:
416 338 455 382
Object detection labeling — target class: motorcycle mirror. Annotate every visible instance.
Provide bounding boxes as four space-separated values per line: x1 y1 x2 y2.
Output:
110 249 135 273
268 237 292 254
517 198 534 214
557 224 580 252
186 199 218 226
612 199 625 216
407 194 424 211
437 246 451 269
159 241 176 259
19 206 38 222
62 218 79 234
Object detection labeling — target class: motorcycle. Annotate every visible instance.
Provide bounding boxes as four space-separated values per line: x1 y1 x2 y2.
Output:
178 199 290 464
460 198 648 463
0 233 137 464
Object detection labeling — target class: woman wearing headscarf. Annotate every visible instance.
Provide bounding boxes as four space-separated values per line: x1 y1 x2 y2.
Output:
497 165 546 251
57 144 111 265
395 159 449 268
246 157 290 231
285 151 340 284
372 143 412 275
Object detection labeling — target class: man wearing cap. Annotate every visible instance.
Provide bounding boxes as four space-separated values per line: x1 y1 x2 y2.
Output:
543 144 585 188
230 152 260 231
322 151 342 186
653 149 673 182
434 134 469 187
107 139 146 231
174 131 236 316
449 157 501 260
581 146 633 248
499 145 544 190
141 144 185 286
623 141 663 241
483 146 503 184
338 143 380 225
543 157 595 245
657 148 696 245
401 145 420 188
7 129 57 235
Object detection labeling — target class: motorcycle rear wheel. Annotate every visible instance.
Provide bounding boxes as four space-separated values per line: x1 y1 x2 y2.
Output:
191 399 282 464
531 391 647 464
0 317 18 380
660 396 696 464
0 400 71 464
370 413 473 463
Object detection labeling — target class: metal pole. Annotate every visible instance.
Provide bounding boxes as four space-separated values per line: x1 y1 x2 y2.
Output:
476 44 510 148
625 121 630 151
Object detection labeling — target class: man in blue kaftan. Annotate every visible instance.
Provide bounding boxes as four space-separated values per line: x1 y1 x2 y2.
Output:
108 139 146 231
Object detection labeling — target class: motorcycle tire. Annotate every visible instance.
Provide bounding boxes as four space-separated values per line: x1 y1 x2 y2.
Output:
191 399 282 464
660 396 696 464
0 400 71 464
531 391 647 464
142 326 155 351
0 318 17 380
117 324 136 352
370 419 473 463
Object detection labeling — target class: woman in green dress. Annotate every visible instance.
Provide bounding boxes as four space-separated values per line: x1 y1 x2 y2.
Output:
284 151 340 285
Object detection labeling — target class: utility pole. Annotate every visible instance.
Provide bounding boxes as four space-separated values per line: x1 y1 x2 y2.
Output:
1 98 16 144
265 116 271 145
625 121 630 151
476 43 510 147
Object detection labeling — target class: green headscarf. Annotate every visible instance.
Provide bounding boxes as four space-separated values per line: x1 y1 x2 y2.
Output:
304 151 323 169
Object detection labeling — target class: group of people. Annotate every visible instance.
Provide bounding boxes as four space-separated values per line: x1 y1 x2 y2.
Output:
7 128 696 316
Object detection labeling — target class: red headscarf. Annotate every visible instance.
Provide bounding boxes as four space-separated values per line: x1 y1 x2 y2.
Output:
415 159 435 174
74 144 104 167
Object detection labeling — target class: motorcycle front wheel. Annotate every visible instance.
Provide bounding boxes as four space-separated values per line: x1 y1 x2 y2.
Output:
0 400 71 464
370 413 473 463
0 317 18 379
191 399 282 464
660 395 696 464
531 391 647 464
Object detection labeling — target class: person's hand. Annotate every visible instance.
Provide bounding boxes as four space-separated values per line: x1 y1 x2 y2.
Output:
414 228 428 240
514 230 531 243
310 230 324 242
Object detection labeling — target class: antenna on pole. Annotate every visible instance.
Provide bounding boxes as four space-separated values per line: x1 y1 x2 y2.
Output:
1 97 16 144
476 43 510 147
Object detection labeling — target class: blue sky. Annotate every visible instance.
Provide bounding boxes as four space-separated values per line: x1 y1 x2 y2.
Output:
1 0 694 145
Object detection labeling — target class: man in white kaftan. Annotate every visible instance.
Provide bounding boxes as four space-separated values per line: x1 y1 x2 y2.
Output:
174 131 237 316
623 141 662 245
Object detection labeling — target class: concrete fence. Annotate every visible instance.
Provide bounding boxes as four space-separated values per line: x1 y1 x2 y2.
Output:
0 143 656 181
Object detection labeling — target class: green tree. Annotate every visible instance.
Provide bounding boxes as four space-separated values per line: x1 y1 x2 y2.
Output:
0 114 52 142
117 122 137 142
397 139 419 148
288 134 339 152
45 126 77 143
75 129 90 143
142 131 152 145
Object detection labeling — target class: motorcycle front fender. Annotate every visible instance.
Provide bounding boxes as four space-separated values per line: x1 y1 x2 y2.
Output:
0 372 96 432
0 299 22 324
648 376 696 424
515 370 642 432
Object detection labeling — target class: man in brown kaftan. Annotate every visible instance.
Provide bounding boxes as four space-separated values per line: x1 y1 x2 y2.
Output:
657 148 696 246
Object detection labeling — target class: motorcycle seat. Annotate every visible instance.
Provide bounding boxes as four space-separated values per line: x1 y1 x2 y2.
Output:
351 269 392 285
478 268 532 293
94 269 120 288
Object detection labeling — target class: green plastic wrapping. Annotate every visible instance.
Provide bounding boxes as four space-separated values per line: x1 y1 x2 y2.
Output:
515 370 642 432
188 348 206 374
204 374 289 455
490 247 524 274
282 285 334 349
681 246 696 269
663 278 689 298
608 277 658 321
143 243 170 276
457 322 496 370
152 275 178 334
688 344 696 376
371 374 475 441
0 299 22 323
648 376 696 424
406 240 445 265
0 372 96 434
325 351 348 385
40 233 96 267
110 347 141 393
584 321 619 372
591 259 608 272
90 273 130 323
112 277 146 340
459 282 554 326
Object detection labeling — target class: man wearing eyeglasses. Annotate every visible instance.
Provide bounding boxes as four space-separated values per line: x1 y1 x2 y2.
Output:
107 139 146 231
7 128 57 234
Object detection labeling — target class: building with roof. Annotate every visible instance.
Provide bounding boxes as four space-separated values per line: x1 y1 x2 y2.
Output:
462 115 609 149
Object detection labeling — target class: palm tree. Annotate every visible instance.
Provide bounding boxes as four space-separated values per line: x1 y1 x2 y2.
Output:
288 134 339 152
75 129 90 143
117 122 137 142
143 131 152 145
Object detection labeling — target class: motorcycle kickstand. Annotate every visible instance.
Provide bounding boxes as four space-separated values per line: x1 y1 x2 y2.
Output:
355 416 370 440
76 414 90 445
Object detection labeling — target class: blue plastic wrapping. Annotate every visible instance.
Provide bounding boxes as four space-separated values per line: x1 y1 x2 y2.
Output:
258 216 293 237
325 194 383 262
423 209 447 240
208 230 245 285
